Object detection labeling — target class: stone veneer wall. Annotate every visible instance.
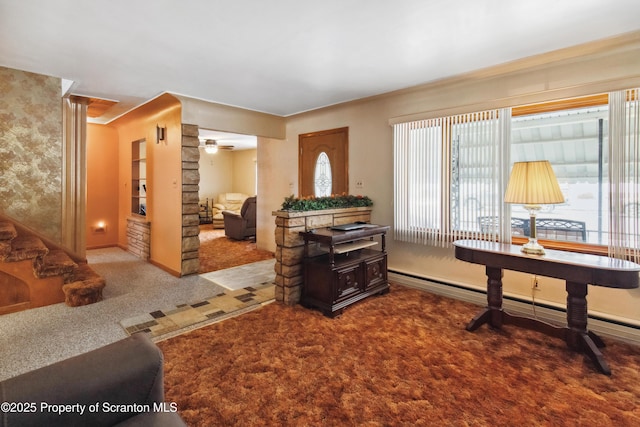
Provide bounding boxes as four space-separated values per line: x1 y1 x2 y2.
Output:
273 207 372 305
180 124 201 275
126 216 150 260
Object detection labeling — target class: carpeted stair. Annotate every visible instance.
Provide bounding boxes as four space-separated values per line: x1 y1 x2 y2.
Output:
0 220 105 314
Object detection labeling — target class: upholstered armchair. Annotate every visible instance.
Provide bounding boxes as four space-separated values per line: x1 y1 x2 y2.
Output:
0 333 186 426
211 193 249 228
222 196 257 240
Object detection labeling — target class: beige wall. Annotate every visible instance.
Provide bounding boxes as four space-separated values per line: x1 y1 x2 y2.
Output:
0 67 63 242
199 150 234 203
260 31 640 324
232 149 257 196
175 95 285 139
256 136 290 249
199 148 257 206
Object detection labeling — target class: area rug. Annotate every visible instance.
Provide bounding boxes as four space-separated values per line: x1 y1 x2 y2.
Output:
119 282 274 339
158 284 640 427
198 225 274 274
200 259 275 291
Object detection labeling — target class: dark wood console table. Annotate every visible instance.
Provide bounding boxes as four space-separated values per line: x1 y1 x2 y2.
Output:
300 225 389 317
454 239 640 375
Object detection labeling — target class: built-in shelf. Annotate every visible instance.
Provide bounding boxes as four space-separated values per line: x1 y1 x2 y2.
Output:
131 139 147 216
331 240 378 254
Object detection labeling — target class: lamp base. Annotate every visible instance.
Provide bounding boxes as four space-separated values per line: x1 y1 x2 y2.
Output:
521 238 545 255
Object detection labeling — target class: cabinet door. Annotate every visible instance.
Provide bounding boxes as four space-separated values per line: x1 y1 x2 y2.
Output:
364 254 387 290
333 263 361 303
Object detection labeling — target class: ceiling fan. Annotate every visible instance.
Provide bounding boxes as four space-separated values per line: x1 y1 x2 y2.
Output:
201 139 234 154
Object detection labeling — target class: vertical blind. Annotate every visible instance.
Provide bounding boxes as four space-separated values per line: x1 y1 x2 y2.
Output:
609 88 640 263
393 118 443 244
393 108 511 246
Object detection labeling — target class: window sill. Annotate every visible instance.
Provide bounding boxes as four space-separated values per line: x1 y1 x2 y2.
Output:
511 236 608 256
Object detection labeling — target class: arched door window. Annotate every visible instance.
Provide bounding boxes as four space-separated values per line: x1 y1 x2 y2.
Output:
314 152 332 197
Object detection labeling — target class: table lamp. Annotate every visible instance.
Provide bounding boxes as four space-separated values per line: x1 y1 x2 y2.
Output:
504 160 565 255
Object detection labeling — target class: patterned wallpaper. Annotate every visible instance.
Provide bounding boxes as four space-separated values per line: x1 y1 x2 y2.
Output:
0 66 62 242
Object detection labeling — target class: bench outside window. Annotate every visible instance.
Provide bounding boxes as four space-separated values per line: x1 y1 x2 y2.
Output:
478 216 587 243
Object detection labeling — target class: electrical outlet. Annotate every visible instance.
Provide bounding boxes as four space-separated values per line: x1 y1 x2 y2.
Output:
355 179 364 189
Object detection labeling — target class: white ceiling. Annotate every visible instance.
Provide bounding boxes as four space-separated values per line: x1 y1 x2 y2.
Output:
2 0 640 124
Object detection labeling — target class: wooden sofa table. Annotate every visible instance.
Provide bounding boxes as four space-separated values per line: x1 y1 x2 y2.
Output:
454 239 640 375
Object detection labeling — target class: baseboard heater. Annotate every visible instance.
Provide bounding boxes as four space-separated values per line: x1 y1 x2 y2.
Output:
388 269 640 347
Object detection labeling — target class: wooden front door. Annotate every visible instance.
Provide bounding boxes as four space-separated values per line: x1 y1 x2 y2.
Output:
298 127 348 197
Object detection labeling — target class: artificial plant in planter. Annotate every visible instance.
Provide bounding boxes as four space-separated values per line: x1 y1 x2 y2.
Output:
280 193 373 211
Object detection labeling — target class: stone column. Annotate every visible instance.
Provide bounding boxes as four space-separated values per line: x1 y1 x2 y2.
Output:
272 207 372 305
181 124 201 275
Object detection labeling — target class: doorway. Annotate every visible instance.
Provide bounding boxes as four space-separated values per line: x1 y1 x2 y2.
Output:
196 129 271 274
299 127 349 197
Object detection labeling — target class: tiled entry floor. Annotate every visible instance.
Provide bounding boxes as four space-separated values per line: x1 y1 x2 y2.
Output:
120 283 274 339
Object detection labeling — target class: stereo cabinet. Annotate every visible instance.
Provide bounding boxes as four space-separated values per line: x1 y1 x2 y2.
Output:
300 225 390 317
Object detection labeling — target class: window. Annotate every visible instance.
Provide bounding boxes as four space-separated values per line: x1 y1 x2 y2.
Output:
393 90 640 260
394 109 510 245
314 151 332 197
393 121 443 243
451 111 511 239
511 105 609 245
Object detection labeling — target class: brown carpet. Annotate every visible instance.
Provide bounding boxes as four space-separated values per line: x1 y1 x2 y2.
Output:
158 284 640 426
198 225 274 273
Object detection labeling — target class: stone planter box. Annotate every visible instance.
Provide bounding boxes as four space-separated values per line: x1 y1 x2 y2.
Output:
272 207 372 305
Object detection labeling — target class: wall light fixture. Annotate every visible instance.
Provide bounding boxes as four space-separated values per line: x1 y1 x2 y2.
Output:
156 125 166 143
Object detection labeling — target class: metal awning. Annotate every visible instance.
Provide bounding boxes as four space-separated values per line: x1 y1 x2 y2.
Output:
511 106 609 182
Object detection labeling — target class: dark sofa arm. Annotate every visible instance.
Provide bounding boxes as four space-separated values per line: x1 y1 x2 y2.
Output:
0 333 185 427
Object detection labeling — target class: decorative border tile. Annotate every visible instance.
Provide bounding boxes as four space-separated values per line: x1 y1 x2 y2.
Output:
120 283 274 337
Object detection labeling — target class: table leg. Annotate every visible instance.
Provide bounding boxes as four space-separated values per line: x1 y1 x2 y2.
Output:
466 267 504 331
566 281 611 375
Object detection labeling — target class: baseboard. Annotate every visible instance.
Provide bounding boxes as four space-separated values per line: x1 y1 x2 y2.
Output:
389 270 640 347
86 244 118 250
149 259 181 278
110 245 182 277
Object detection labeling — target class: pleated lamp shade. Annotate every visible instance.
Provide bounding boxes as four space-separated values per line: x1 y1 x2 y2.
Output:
504 161 565 205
